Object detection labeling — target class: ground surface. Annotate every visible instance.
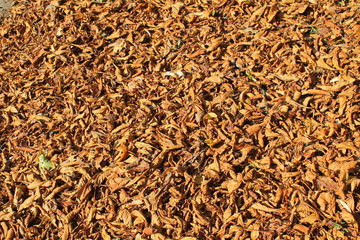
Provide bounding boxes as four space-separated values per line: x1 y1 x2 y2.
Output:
0 0 360 239
0 0 12 18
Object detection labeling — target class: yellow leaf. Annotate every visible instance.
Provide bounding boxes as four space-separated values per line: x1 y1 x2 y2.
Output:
334 142 359 152
293 224 309 234
101 228 111 240
18 195 36 211
0 65 5 73
249 223 260 240
118 209 132 226
223 207 232 221
132 210 147 226
300 212 319 224
204 138 221 147
281 171 301 178
224 179 241 194
105 30 121 40
207 37 223 52
302 89 331 95
317 57 336 70
317 192 336 214
349 179 360 192
114 145 128 163
338 199 352 213
267 4 278 22
246 124 263 135
3 106 18 113
28 114 51 123
329 160 359 181
204 75 222 83
111 123 131 134
203 112 218 120
151 233 167 240
250 203 283 213
340 210 356 223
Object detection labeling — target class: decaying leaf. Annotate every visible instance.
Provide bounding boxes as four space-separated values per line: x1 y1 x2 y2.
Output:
0 0 359 239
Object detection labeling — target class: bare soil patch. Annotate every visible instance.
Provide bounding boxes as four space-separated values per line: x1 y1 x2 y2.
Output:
0 0 12 18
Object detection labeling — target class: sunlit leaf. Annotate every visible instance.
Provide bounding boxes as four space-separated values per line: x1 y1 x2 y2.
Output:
39 153 53 170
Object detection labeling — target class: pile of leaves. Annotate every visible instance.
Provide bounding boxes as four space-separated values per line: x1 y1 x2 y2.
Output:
0 0 359 239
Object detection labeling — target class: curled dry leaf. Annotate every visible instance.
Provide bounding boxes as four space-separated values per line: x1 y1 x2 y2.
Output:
0 0 359 239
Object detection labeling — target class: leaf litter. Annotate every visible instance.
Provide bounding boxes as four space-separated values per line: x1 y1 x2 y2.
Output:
0 0 359 239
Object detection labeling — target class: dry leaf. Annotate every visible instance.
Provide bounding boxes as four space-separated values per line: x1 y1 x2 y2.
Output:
250 203 283 213
317 57 337 70
1 0 359 239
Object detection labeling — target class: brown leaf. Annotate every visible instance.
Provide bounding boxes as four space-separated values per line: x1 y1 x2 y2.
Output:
300 213 319 224
317 57 337 70
101 228 111 240
18 195 37 211
293 224 309 234
334 142 359 153
302 89 331 95
207 37 223 52
250 203 283 213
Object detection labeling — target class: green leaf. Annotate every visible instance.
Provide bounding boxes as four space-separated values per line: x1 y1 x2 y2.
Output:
39 153 53 170
331 222 342 228
245 71 256 81
177 39 182 49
